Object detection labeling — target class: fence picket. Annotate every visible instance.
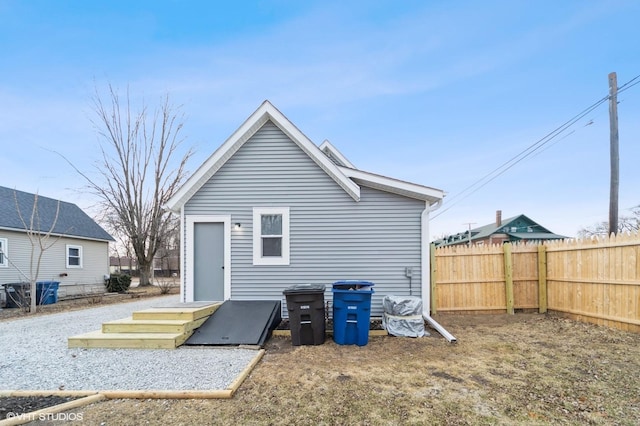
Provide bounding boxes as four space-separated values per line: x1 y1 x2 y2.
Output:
433 232 640 332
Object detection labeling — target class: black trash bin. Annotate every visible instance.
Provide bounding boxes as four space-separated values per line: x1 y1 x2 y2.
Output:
283 284 326 346
3 282 31 309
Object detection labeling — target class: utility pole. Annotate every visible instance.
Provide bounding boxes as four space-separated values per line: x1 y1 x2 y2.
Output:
608 72 619 235
463 222 476 247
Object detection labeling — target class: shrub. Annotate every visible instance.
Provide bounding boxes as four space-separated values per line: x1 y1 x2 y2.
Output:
155 276 178 295
105 274 132 293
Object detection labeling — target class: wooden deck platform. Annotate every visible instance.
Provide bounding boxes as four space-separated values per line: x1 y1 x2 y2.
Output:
68 302 222 349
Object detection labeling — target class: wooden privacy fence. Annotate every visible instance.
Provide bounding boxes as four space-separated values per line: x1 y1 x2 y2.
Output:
431 233 640 332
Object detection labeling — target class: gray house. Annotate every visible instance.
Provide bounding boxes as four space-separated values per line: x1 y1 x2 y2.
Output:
166 101 447 327
0 186 114 300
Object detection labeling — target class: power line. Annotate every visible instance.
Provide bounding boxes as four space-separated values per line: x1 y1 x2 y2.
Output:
432 96 606 218
618 74 640 91
431 73 640 220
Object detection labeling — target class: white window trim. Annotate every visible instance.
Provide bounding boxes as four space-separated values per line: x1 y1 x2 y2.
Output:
0 238 7 268
66 244 83 269
253 207 290 266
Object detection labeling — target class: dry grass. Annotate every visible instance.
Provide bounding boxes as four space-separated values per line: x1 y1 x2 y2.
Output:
69 313 640 425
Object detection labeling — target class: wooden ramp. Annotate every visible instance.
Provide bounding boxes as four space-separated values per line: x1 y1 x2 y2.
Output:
68 302 222 349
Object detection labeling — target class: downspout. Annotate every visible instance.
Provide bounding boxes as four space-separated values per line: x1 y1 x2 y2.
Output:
422 199 457 342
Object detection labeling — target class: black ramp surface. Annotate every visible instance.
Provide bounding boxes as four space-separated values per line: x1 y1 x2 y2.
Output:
185 300 281 346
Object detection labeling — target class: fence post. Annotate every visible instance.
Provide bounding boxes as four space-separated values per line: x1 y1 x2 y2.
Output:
538 244 547 313
503 243 514 314
430 243 437 315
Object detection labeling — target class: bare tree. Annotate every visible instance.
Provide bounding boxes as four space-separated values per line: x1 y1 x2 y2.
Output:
155 214 180 277
71 84 192 286
3 192 64 313
578 205 640 237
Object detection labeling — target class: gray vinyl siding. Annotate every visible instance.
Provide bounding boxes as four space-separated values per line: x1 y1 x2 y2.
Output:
184 121 424 316
0 229 109 299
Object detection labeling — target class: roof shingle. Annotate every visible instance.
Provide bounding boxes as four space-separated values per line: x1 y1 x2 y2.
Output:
0 186 114 242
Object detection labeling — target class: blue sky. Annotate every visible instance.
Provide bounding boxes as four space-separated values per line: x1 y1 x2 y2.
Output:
1 0 639 239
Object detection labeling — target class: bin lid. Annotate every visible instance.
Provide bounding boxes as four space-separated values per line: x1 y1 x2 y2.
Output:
332 280 375 289
3 282 30 287
283 283 326 295
36 281 60 287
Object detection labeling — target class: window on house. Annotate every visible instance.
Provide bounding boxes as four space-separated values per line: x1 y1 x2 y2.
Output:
253 207 290 265
66 244 83 268
0 238 7 268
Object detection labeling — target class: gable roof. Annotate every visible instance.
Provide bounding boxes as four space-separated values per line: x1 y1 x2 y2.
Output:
435 213 566 246
166 100 444 212
319 140 356 168
319 139 442 202
338 166 444 203
471 214 557 239
0 186 114 242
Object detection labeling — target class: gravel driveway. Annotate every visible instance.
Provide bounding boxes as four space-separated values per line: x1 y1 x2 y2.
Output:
0 296 260 392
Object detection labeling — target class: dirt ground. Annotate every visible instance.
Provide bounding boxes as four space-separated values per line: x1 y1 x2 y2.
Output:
13 311 635 425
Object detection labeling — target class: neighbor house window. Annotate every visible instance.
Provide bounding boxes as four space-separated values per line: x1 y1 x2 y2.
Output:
66 244 83 268
0 238 7 267
253 207 290 265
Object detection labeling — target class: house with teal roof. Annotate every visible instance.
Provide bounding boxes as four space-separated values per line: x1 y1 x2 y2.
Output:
434 210 567 247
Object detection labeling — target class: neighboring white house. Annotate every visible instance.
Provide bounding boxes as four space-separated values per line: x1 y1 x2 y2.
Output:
0 186 114 302
166 101 446 320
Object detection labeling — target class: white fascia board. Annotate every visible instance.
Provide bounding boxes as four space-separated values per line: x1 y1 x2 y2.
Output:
266 106 360 202
166 101 360 212
165 102 272 212
318 139 356 168
338 166 444 203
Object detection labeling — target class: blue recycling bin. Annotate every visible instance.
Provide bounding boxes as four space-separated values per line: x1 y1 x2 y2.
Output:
3 281 59 308
332 280 375 346
36 281 59 305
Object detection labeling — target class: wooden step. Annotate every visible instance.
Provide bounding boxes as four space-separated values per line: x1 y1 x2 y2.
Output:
132 302 221 321
68 302 221 349
68 330 192 349
102 316 208 334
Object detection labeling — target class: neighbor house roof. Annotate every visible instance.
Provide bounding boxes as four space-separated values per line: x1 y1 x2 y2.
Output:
434 213 566 247
166 100 444 212
470 214 562 240
0 186 114 242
